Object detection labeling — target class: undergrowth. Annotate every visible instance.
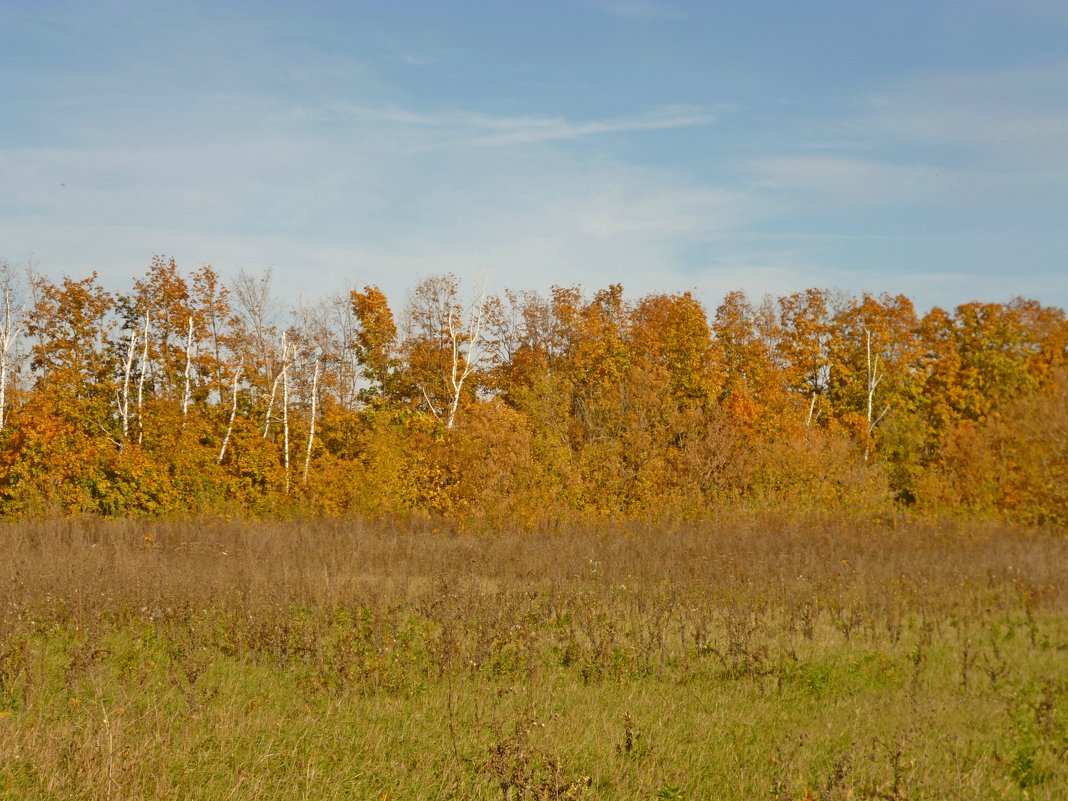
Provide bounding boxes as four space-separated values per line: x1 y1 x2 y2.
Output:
1 515 1066 799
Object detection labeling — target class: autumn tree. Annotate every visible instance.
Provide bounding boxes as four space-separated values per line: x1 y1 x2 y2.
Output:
26 272 115 411
775 288 837 427
482 288 555 399
915 299 1066 446
230 268 282 408
480 289 575 509
128 256 197 403
629 291 721 408
399 274 486 428
317 291 363 411
0 272 118 512
350 285 399 404
712 291 786 431
828 293 922 452
190 265 234 405
2 262 1065 525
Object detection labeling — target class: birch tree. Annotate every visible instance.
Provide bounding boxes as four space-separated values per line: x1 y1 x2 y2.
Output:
322 291 362 410
282 333 291 493
0 261 23 434
828 292 922 452
263 330 287 438
231 268 280 407
303 359 320 483
181 316 195 419
400 274 487 428
118 326 138 441
131 256 195 403
137 315 149 444
218 369 240 464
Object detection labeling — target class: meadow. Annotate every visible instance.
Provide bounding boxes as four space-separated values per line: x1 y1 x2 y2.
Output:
1 516 1066 800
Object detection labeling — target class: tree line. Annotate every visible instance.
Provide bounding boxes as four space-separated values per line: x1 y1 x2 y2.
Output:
0 256 1064 526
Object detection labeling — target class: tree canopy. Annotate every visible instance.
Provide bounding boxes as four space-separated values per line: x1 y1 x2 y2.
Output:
0 257 1064 527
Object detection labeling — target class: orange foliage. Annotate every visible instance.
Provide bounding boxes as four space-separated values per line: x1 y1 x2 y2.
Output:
0 258 1064 527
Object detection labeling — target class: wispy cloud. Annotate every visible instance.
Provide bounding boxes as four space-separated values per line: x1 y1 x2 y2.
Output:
469 107 715 145
4 2 1066 313
860 64 1068 167
746 62 1068 213
333 103 716 146
0 107 748 308
749 156 949 206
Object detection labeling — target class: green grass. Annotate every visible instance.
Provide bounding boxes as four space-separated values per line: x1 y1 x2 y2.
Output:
1 516 1066 799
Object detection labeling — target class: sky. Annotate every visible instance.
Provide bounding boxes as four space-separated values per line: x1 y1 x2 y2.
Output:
1 0 1066 313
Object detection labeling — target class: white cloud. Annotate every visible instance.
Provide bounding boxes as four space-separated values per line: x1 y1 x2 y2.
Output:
749 156 947 206
327 103 716 147
469 107 716 145
860 64 1068 166
742 62 1068 223
0 110 754 311
5 33 1065 317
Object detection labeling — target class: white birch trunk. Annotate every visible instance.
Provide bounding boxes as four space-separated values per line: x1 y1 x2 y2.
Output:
263 331 285 437
865 328 886 429
120 327 138 441
281 340 291 494
0 286 14 434
262 373 282 437
303 359 320 483
181 315 195 418
137 315 150 445
444 290 486 430
218 370 240 464
0 351 6 434
863 327 889 461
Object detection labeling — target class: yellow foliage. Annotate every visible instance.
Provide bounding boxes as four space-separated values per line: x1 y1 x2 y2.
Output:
0 267 1063 527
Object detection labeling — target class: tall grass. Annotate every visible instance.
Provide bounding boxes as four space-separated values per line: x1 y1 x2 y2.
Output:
2 515 1066 799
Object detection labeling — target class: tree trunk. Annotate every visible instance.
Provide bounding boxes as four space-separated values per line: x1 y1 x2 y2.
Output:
0 284 14 434
218 371 240 464
445 290 486 429
281 339 291 494
303 359 320 483
263 331 285 437
120 327 138 441
137 315 150 445
181 315 195 418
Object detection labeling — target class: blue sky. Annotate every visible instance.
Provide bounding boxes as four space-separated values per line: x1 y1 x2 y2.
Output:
2 0 1066 312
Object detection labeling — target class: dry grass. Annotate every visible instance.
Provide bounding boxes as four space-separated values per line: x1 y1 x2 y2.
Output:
1 514 1066 799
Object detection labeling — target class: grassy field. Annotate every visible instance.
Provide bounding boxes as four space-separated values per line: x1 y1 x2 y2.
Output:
1 515 1066 800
